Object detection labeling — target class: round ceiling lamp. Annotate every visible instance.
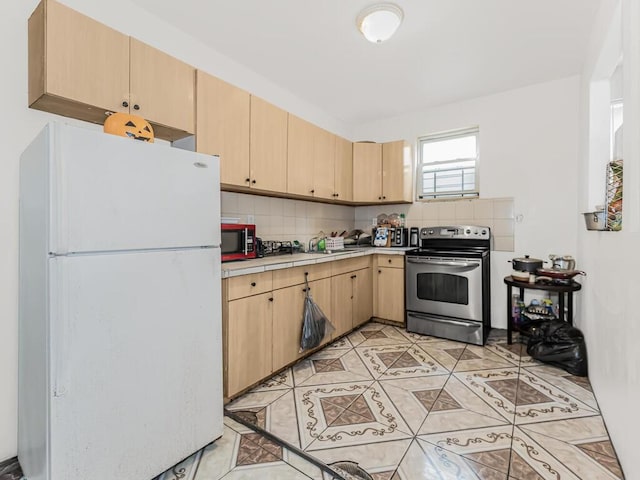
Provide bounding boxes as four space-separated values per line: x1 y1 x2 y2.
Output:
356 3 404 44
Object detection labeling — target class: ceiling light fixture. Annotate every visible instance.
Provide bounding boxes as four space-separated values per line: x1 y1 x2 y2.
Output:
356 3 404 44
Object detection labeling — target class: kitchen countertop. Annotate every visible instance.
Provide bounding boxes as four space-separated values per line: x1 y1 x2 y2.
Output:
221 247 413 278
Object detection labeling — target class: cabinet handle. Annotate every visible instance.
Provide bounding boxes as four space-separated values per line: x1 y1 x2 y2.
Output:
303 287 311 292
133 104 140 111
121 101 129 108
251 282 256 287
351 275 357 279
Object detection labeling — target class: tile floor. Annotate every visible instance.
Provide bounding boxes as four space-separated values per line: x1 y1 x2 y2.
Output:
3 322 624 480
222 322 624 480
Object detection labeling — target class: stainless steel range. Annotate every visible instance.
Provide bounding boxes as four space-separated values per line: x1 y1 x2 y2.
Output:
405 225 491 345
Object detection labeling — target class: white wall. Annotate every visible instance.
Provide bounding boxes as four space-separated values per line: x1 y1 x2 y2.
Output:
577 0 640 477
354 77 582 330
0 0 351 462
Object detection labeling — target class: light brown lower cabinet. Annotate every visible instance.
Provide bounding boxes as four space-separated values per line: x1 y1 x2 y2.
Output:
272 277 332 368
331 267 372 337
226 292 273 397
353 267 373 327
373 256 405 324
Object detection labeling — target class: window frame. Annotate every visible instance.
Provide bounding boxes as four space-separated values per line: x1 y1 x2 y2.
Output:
416 127 480 201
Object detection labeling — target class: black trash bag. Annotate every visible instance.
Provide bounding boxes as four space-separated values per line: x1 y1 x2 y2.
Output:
526 320 588 377
299 287 335 352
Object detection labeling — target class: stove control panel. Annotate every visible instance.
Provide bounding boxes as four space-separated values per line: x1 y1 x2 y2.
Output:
420 225 491 240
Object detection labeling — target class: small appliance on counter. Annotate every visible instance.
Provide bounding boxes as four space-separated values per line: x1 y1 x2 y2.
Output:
221 223 256 262
391 227 408 247
409 227 419 247
261 240 303 256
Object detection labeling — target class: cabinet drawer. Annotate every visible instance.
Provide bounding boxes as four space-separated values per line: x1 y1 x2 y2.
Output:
227 271 273 300
331 256 371 276
376 255 405 269
272 263 332 290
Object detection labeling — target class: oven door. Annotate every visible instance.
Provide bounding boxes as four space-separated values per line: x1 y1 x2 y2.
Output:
405 255 483 321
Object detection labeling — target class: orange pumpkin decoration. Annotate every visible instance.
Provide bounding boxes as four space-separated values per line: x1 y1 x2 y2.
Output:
103 112 155 143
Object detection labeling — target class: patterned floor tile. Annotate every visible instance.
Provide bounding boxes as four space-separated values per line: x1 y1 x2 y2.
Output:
394 438 508 480
523 364 598 411
453 345 517 372
355 343 450 380
310 439 412 479
348 324 417 347
454 368 598 427
519 416 624 479
379 376 449 434
418 425 514 474
221 462 318 479
294 381 413 451
414 338 477 371
483 341 527 367
157 447 202 480
293 348 374 386
251 368 295 392
418 374 513 435
226 387 291 412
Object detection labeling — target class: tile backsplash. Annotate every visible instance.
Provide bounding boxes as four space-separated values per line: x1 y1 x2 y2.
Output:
221 192 355 247
222 193 515 252
354 197 515 252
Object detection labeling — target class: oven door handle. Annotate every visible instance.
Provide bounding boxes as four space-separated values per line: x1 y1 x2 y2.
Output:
407 257 479 270
407 312 480 328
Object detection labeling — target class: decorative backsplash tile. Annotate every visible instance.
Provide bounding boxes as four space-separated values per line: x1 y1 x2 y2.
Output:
223 193 515 252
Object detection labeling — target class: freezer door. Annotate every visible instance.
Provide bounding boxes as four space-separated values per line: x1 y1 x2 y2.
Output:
49 123 220 253
48 248 223 480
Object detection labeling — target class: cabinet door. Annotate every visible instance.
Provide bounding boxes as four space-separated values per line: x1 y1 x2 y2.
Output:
313 127 336 200
353 267 373 328
334 136 353 202
382 140 412 202
375 267 405 323
331 273 354 339
227 292 273 396
272 278 332 368
250 96 288 192
287 115 315 197
31 0 129 117
196 71 250 186
353 143 382 202
129 39 195 138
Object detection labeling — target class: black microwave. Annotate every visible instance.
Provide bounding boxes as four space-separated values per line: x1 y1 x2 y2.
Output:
221 224 256 262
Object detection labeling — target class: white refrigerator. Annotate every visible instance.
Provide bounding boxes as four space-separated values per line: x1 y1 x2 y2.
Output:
18 123 223 480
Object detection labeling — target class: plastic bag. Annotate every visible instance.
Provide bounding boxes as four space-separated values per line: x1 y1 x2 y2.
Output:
526 320 588 376
299 283 335 352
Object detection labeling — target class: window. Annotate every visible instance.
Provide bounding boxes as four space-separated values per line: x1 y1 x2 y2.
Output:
417 127 479 200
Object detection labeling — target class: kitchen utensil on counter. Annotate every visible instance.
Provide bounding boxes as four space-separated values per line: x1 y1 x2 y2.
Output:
509 255 544 272
549 254 576 270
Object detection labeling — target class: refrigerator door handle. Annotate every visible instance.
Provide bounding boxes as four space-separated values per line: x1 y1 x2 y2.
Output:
52 259 69 398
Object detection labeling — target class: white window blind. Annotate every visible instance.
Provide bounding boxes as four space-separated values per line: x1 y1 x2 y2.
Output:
417 127 479 200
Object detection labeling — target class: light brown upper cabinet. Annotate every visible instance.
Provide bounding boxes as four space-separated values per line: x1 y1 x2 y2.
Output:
249 96 288 193
28 0 195 141
353 143 383 202
353 141 412 203
334 136 353 202
196 72 251 186
287 115 337 200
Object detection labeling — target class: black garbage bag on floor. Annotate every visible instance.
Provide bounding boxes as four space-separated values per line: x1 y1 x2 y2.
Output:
526 320 588 377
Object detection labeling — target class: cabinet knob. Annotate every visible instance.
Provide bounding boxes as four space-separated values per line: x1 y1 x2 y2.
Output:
252 179 256 184
245 178 251 183
121 101 129 108
133 104 140 111
382 196 386 200
269 297 273 302
310 189 315 194
378 269 382 274
351 275 357 279
378 196 382 200
388 258 392 263
251 282 256 287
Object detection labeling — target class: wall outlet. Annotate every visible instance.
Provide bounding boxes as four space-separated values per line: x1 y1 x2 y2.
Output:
247 215 255 224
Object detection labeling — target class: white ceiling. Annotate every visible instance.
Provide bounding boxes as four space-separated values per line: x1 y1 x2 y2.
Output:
129 0 601 125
